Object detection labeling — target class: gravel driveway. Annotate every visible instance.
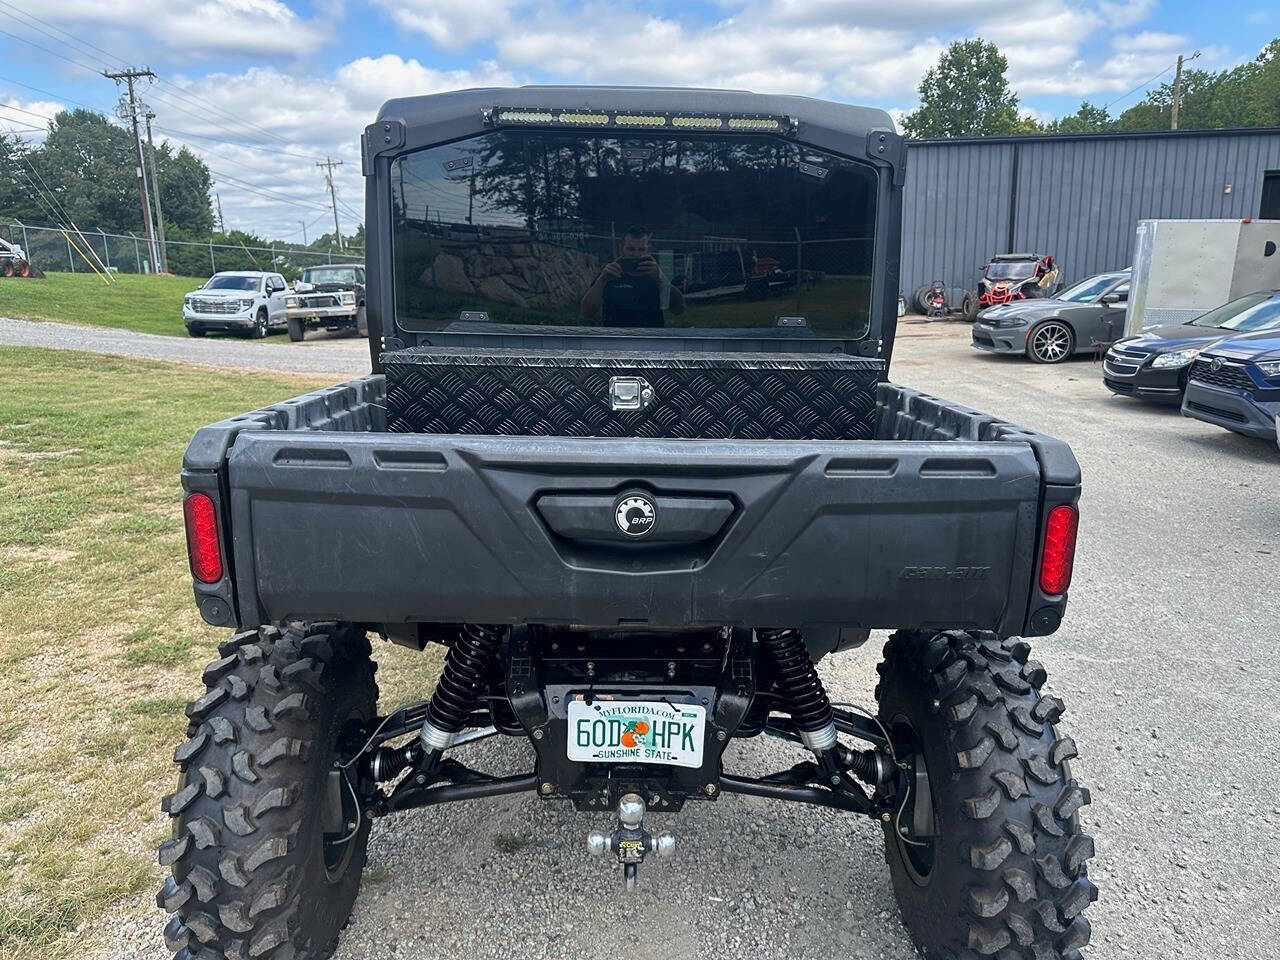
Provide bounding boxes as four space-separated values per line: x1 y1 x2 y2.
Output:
74 319 1280 960
0 316 368 377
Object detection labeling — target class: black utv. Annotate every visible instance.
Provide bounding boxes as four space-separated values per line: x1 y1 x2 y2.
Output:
160 87 1096 960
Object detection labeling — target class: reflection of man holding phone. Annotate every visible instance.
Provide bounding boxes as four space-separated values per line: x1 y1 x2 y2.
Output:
580 225 685 326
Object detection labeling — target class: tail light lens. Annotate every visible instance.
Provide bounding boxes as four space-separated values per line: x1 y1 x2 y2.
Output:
1039 504 1078 596
184 492 224 583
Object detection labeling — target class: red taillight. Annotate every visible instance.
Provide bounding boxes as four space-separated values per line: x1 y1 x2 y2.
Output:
184 493 224 584
1039 504 1078 596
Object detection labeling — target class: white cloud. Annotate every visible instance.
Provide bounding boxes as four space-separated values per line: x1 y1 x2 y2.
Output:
366 0 524 50
0 98 63 137
33 0 331 59
150 57 516 238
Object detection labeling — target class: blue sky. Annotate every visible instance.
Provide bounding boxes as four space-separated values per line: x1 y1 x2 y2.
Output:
0 0 1273 238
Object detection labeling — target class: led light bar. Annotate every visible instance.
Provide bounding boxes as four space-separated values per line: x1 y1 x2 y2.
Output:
486 108 795 135
614 114 666 126
496 109 555 124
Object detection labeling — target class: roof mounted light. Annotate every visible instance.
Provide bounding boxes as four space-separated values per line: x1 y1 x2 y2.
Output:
495 109 554 124
486 107 795 135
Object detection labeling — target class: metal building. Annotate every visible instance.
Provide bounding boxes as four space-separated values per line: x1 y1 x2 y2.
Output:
900 126 1280 299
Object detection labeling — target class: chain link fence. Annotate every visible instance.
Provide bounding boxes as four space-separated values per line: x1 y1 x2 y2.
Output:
5 221 364 280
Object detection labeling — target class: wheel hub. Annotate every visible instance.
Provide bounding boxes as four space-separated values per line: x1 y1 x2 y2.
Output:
888 714 938 885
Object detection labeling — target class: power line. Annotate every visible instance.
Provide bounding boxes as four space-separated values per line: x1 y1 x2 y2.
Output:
207 168 334 212
1104 61 1179 112
0 27 104 75
0 73 105 113
150 124 324 162
0 0 122 66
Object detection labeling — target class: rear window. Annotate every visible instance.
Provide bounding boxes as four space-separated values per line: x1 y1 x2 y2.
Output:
390 131 878 339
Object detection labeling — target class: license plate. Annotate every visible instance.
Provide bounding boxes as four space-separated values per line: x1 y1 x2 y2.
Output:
566 699 706 768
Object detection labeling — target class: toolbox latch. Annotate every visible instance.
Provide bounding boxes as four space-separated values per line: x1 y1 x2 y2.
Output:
609 376 655 412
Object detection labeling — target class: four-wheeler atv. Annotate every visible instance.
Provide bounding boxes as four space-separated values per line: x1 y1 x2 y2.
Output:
160 87 1095 960
966 254 1060 321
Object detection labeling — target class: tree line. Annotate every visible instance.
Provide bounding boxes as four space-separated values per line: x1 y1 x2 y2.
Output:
0 109 362 277
903 38 1280 139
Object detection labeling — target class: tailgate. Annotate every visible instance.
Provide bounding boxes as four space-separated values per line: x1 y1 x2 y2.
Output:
222 432 1046 636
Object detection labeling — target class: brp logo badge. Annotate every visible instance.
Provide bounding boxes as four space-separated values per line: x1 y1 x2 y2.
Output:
615 495 656 538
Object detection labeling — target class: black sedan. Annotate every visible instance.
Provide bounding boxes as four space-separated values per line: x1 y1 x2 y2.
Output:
1103 290 1280 403
972 270 1130 363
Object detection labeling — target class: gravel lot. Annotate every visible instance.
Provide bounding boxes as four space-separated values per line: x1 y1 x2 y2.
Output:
69 318 1280 959
0 316 367 377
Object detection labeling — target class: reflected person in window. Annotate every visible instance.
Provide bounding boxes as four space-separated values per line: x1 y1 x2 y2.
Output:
580 225 685 327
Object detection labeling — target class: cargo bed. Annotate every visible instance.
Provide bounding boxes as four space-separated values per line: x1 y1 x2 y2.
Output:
182 375 1079 642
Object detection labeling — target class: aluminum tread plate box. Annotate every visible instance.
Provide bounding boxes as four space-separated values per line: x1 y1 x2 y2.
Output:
382 347 885 440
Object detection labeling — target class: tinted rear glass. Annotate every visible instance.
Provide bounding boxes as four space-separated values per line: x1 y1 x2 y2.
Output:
391 132 877 339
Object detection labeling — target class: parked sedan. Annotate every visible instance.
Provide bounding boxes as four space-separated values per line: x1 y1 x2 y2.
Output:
1103 290 1280 403
1181 328 1280 440
971 270 1129 363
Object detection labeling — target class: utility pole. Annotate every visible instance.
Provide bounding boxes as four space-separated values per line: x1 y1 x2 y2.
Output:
317 156 343 251
143 107 168 273
1170 50 1201 131
299 219 307 244
104 67 160 272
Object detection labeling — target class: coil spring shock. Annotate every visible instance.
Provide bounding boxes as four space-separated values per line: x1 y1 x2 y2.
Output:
757 627 837 752
420 623 504 751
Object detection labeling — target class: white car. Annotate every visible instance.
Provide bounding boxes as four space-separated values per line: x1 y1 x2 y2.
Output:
183 271 290 338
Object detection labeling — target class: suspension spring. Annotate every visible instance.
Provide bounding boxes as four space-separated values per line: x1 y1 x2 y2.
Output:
420 624 504 751
757 627 837 752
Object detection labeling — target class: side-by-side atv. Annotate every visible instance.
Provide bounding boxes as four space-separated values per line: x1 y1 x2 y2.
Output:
967 253 1060 321
160 88 1096 960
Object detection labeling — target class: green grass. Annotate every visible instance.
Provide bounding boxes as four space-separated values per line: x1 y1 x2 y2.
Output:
0 272 205 336
0 346 443 960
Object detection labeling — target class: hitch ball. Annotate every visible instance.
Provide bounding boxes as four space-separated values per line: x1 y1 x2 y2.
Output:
653 833 677 859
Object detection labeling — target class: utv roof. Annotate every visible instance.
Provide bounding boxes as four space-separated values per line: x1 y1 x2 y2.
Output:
365 86 904 178
991 254 1046 261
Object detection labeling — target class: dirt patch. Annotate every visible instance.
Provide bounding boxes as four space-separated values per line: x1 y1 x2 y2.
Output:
1 545 76 564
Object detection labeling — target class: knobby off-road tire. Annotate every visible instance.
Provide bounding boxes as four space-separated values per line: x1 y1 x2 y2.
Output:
876 630 1097 960
157 622 378 960
287 315 305 342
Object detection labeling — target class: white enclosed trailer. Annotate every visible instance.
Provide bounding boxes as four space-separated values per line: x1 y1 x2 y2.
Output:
1125 218 1280 335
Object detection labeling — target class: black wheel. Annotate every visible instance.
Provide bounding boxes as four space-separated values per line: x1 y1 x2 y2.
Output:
963 291 980 323
158 622 378 960
287 315 305 342
251 309 269 339
1026 320 1074 364
876 630 1096 960
355 306 368 338
187 326 206 338
2 261 12 277
912 283 933 314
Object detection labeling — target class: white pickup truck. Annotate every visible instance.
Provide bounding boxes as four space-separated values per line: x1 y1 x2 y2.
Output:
285 263 367 340
183 271 290 338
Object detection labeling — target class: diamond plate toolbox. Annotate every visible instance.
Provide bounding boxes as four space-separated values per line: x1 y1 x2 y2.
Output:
382 347 884 440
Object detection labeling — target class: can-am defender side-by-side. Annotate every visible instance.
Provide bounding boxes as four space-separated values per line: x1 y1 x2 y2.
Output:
159 88 1095 960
